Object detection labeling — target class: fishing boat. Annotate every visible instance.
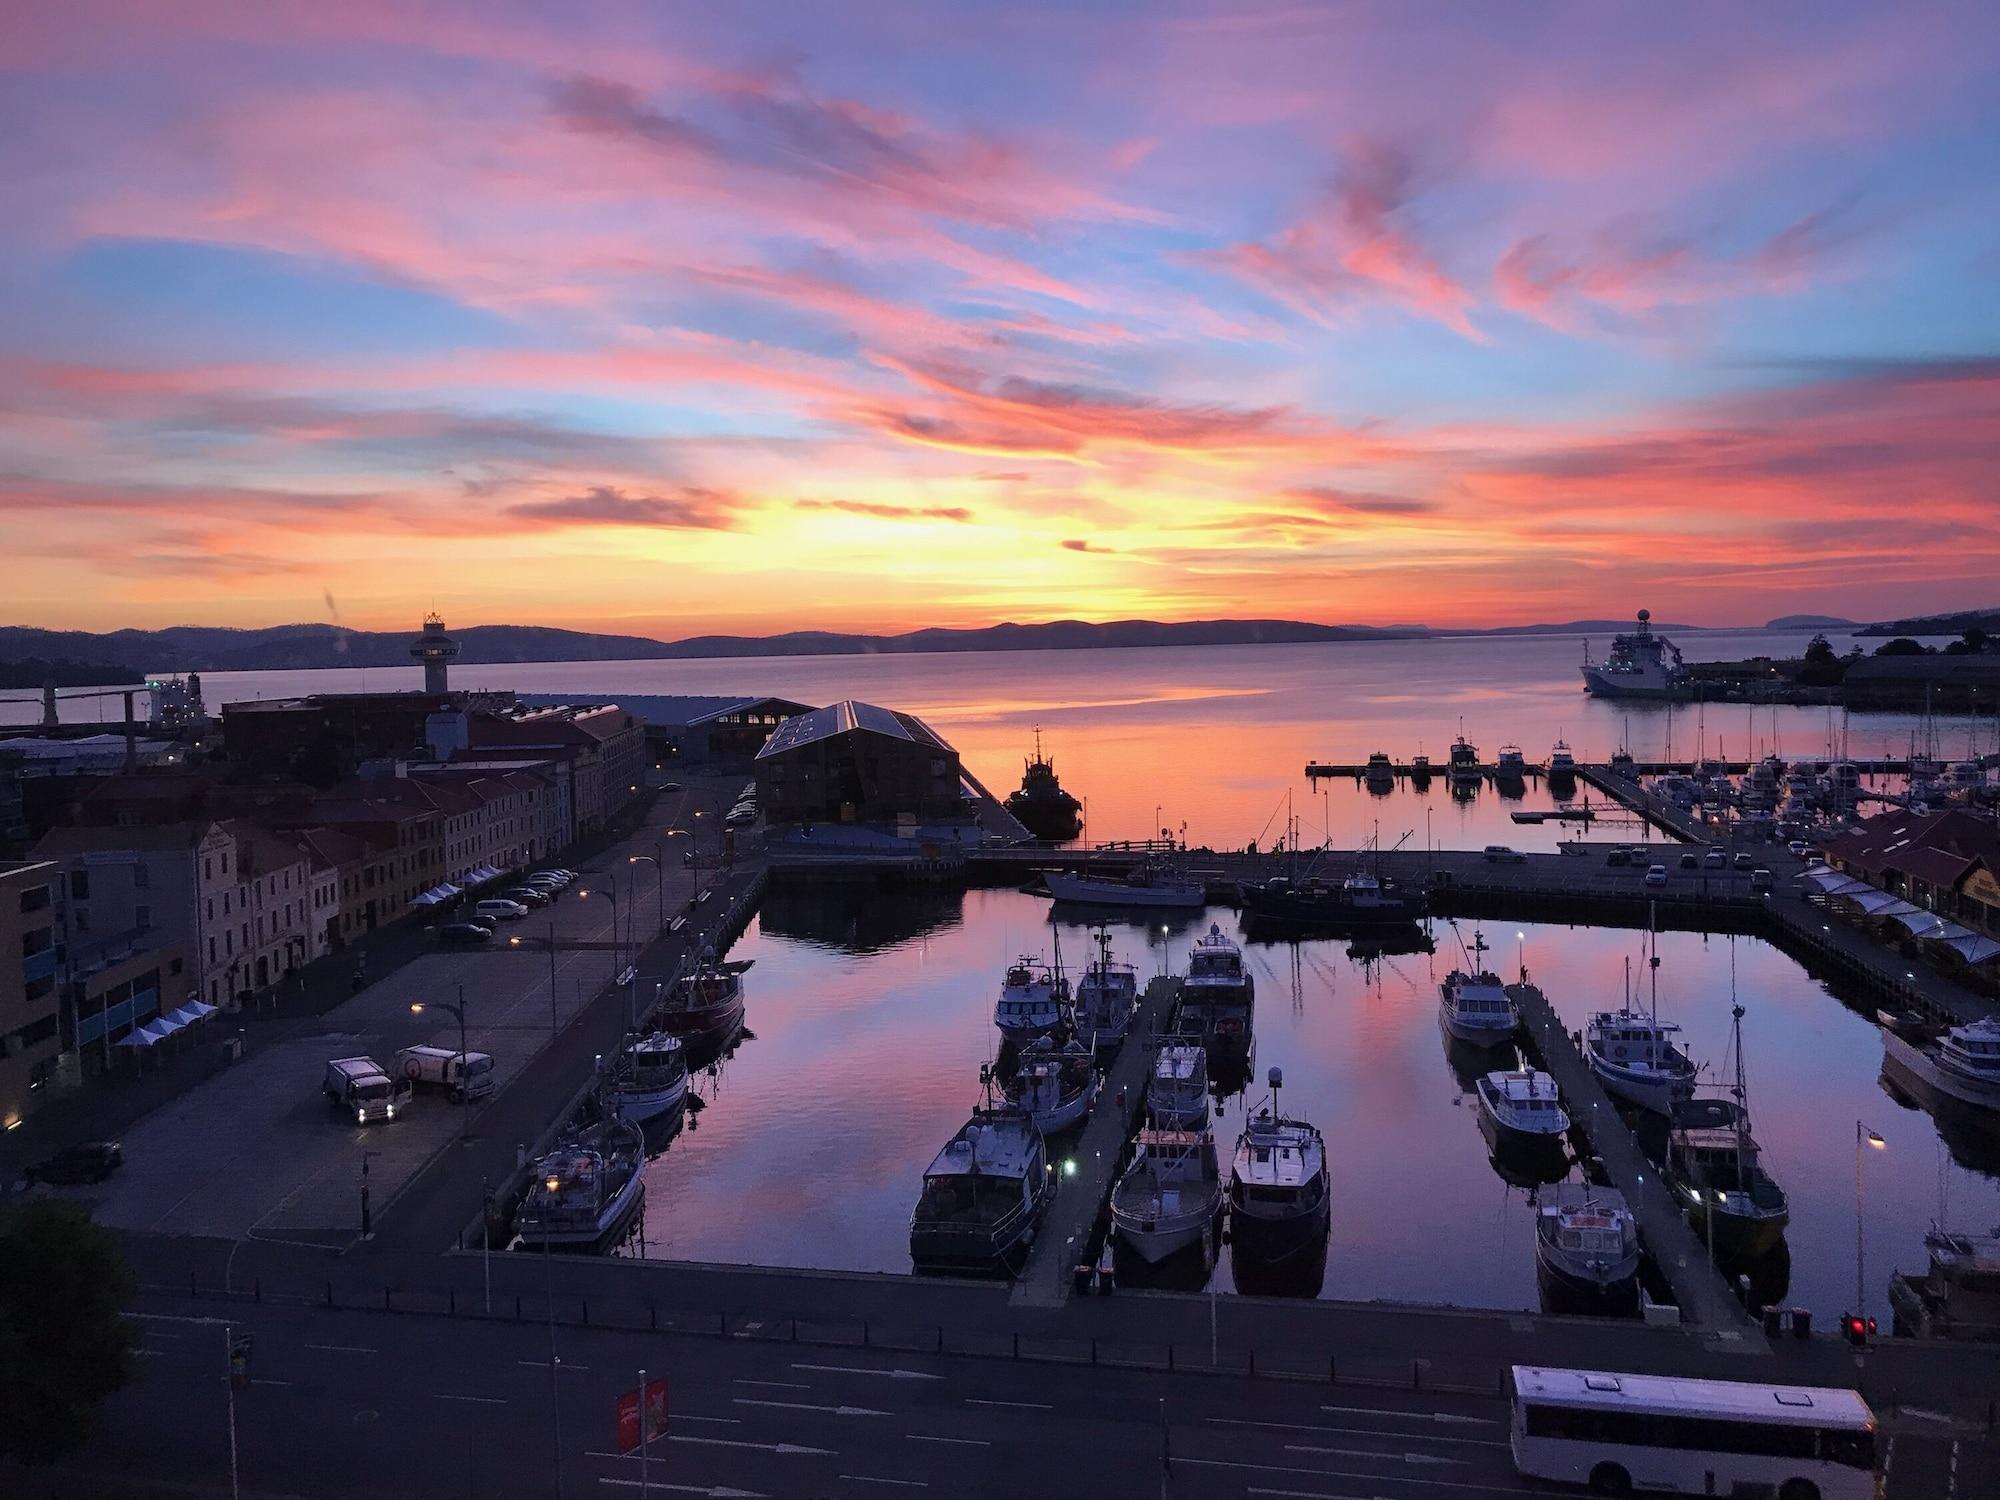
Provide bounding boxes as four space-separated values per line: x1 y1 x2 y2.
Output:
1072 926 1138 1051
993 957 1066 1046
1880 1014 2000 1114
1004 1037 1098 1134
1004 728 1083 841
600 1031 689 1125
1409 753 1432 785
909 1075 1053 1277
1110 1127 1223 1264
654 948 751 1044
514 1118 646 1253
1475 1069 1570 1169
1176 923 1254 1055
1448 731 1481 785
1664 1001 1789 1258
1239 868 1423 930
1535 1184 1641 1316
1044 855 1204 909
1227 1068 1330 1270
1149 1042 1210 1129
1547 739 1577 787
1585 939 1698 1114
1437 930 1519 1046
1364 750 1395 788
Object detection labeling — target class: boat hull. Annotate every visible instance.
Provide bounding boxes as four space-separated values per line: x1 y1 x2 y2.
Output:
1476 1103 1570 1171
1022 1077 1097 1135
1684 1200 1789 1260
517 1172 646 1255
1044 873 1204 909
610 1076 688 1125
996 1018 1062 1047
1228 1197 1329 1269
1439 1002 1517 1048
656 993 746 1043
1239 886 1422 929
1113 1200 1221 1264
910 1189 1049 1279
1536 1247 1640 1317
1588 1055 1693 1115
1883 1028 2000 1114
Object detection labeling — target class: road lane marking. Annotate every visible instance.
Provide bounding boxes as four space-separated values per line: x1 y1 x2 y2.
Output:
673 1414 741 1426
1177 1457 1565 1496
519 1358 592 1372
433 1394 508 1405
793 1363 942 1382
129 1311 232 1326
1319 1405 1498 1427
1207 1417 1506 1449
251 1378 293 1387
135 1348 167 1358
905 1435 990 1448
1247 1489 1393 1500
839 1479 928 1490
733 1398 888 1418
964 1398 1051 1411
596 1481 767 1497
594 1436 834 1457
1285 1445 1466 1467
305 1344 378 1354
734 1378 810 1390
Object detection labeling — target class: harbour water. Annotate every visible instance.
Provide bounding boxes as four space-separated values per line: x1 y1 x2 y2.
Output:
638 885 1999 1324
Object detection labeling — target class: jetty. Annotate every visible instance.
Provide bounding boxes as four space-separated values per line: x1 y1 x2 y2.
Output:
1509 980 1757 1337
1010 975 1182 1308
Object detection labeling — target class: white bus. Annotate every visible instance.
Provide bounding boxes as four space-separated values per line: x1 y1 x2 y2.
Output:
1509 1365 1878 1499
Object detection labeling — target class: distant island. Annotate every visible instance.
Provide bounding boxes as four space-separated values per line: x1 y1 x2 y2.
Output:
1856 607 2000 638
0 607 1969 673
0 656 146 689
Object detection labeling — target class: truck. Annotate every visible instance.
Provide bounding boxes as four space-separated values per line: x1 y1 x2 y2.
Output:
323 1056 408 1125
395 1044 495 1102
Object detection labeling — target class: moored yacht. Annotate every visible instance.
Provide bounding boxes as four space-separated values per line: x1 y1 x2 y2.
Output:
909 1081 1052 1277
1881 1014 2000 1114
1177 923 1254 1054
514 1118 646 1253
1149 1042 1210 1129
1535 1184 1641 1315
1437 931 1519 1046
1664 1001 1789 1258
1044 856 1204 909
1072 926 1138 1051
1547 740 1577 780
1365 751 1394 792
1475 1069 1570 1167
1409 753 1432 784
655 949 751 1045
1585 945 1698 1114
1004 1037 1098 1134
1448 732 1481 784
1496 744 1527 782
1227 1068 1330 1271
994 957 1066 1046
601 1031 689 1125
1110 1127 1223 1265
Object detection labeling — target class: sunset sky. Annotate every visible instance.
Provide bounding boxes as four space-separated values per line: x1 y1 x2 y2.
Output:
4 1 1998 637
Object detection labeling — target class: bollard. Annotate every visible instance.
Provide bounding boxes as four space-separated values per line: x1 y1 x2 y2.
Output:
190 1270 198 1296
582 1299 588 1326
1012 1332 1019 1359
863 1320 870 1348
1248 1348 1255 1377
514 1294 522 1321
935 1326 942 1353
719 1310 727 1335
1412 1357 1426 1392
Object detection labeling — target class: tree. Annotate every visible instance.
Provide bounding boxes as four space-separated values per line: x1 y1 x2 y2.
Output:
1944 626 1989 657
0 1200 138 1466
1873 637 1929 656
1803 634 1837 665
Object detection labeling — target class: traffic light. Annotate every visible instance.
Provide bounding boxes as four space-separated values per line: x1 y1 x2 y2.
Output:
1843 1314 1875 1347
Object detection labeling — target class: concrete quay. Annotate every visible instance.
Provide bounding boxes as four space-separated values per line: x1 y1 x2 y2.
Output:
1011 975 1182 1309
1508 982 1755 1338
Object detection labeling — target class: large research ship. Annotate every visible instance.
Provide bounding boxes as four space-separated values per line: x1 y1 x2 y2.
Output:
1581 609 1687 699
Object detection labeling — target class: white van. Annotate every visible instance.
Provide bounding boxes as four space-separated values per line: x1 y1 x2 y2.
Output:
475 898 529 922
1483 845 1527 864
396 1044 495 1102
323 1056 407 1125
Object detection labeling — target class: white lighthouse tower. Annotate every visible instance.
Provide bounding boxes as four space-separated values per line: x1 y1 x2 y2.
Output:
410 613 460 693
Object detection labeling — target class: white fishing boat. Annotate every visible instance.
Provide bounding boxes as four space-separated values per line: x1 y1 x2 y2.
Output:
514 1118 646 1253
1149 1042 1210 1129
1547 740 1577 778
1881 1014 2000 1114
1177 923 1254 1054
601 1031 688 1124
1585 940 1698 1114
909 1072 1052 1277
993 957 1065 1046
1448 731 1481 784
1110 1127 1223 1264
1475 1069 1570 1159
1437 929 1518 1046
1072 926 1139 1051
1226 1068 1330 1269
1004 1037 1098 1134
1044 856 1204 909
1535 1184 1641 1315
1496 744 1527 780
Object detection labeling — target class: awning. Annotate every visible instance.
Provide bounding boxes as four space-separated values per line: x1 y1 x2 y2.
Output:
1801 868 1871 896
115 1017 178 1048
183 998 219 1018
413 891 443 907
1844 889 1911 915
1885 907 1948 937
164 1004 211 1028
1938 932 2000 965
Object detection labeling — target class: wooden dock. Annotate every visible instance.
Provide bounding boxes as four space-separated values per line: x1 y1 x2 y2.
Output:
1508 981 1758 1337
1010 975 1182 1308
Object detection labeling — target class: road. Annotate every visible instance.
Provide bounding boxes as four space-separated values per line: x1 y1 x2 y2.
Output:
26 1291 1992 1500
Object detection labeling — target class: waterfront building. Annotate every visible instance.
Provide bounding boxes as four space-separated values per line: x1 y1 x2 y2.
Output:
1823 808 2000 939
755 700 962 825
0 859 59 1128
467 703 645 835
532 693 815 770
222 690 514 784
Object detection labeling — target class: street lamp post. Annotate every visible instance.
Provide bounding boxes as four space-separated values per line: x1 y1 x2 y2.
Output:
628 852 665 940
1855 1120 1886 1318
578 878 621 986
411 986 473 1142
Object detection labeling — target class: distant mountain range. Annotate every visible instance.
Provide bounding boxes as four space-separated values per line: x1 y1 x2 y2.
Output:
1855 607 2000 638
0 608 1966 673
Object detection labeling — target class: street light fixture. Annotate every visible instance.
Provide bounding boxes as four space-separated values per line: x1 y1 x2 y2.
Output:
578 877 622 983
410 983 474 1142
1855 1121 1886 1321
628 852 666 939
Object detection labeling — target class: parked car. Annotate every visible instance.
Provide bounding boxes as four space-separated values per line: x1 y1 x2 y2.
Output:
1734 851 1754 870
438 922 495 945
1482 845 1527 863
1679 853 1699 870
1605 849 1631 867
528 869 574 886
1644 864 1669 887
474 898 530 922
26 1140 123 1185
1703 848 1727 869
501 886 551 908
1750 868 1775 892
661 781 684 792
1787 840 1810 858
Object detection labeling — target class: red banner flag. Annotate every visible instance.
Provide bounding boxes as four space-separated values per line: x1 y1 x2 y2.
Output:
615 1377 669 1454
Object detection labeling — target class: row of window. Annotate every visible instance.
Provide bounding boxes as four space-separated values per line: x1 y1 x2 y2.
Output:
1521 1403 1874 1467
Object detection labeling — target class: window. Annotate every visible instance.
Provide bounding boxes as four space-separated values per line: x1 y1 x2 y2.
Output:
69 869 89 899
133 863 150 889
22 926 52 958
206 898 214 921
24 975 54 1004
18 884 51 914
222 893 230 915
135 904 151 929
170 957 184 975
204 856 212 880
209 937 216 963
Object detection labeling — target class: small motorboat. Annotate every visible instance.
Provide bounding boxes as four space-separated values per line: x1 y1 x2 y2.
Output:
601 1031 689 1125
994 957 1066 1046
1110 1127 1223 1265
1176 924 1254 1057
1437 931 1518 1046
1226 1068 1330 1271
514 1118 646 1253
1005 1037 1098 1134
1475 1069 1569 1165
1149 1042 1210 1129
1535 1184 1640 1316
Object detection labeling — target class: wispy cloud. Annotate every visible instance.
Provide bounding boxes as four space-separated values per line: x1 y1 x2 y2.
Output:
505 485 741 531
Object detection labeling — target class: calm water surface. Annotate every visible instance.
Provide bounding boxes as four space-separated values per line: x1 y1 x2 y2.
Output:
634 888 1999 1323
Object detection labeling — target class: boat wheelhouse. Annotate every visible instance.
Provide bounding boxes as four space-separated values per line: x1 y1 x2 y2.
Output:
909 1093 1052 1277
514 1118 646 1253
1111 1127 1223 1265
1149 1042 1210 1129
1227 1068 1330 1270
1073 927 1139 1051
994 957 1065 1046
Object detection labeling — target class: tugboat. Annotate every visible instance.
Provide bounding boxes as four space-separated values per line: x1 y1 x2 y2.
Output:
994 956 1067 1047
1111 1127 1223 1265
514 1118 647 1253
1004 1037 1098 1134
654 948 751 1046
1437 929 1519 1046
1148 1042 1210 1129
1226 1067 1330 1272
1176 924 1254 1059
1005 728 1084 841
601 1032 689 1125
1475 1068 1570 1173
1665 1003 1789 1258
1585 937 1698 1114
909 1070 1053 1277
1535 1184 1641 1315
1073 926 1138 1052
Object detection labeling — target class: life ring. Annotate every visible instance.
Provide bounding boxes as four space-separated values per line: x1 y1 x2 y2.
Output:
404 1058 424 1079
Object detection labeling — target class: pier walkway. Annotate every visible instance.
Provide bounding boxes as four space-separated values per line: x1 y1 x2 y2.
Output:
1508 981 1759 1340
1010 975 1182 1309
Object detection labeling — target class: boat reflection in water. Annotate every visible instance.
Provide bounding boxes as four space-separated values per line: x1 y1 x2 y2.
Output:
757 882 966 953
1877 1060 2000 1176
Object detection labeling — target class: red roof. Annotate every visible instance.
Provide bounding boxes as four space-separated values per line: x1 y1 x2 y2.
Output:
1823 808 2000 887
